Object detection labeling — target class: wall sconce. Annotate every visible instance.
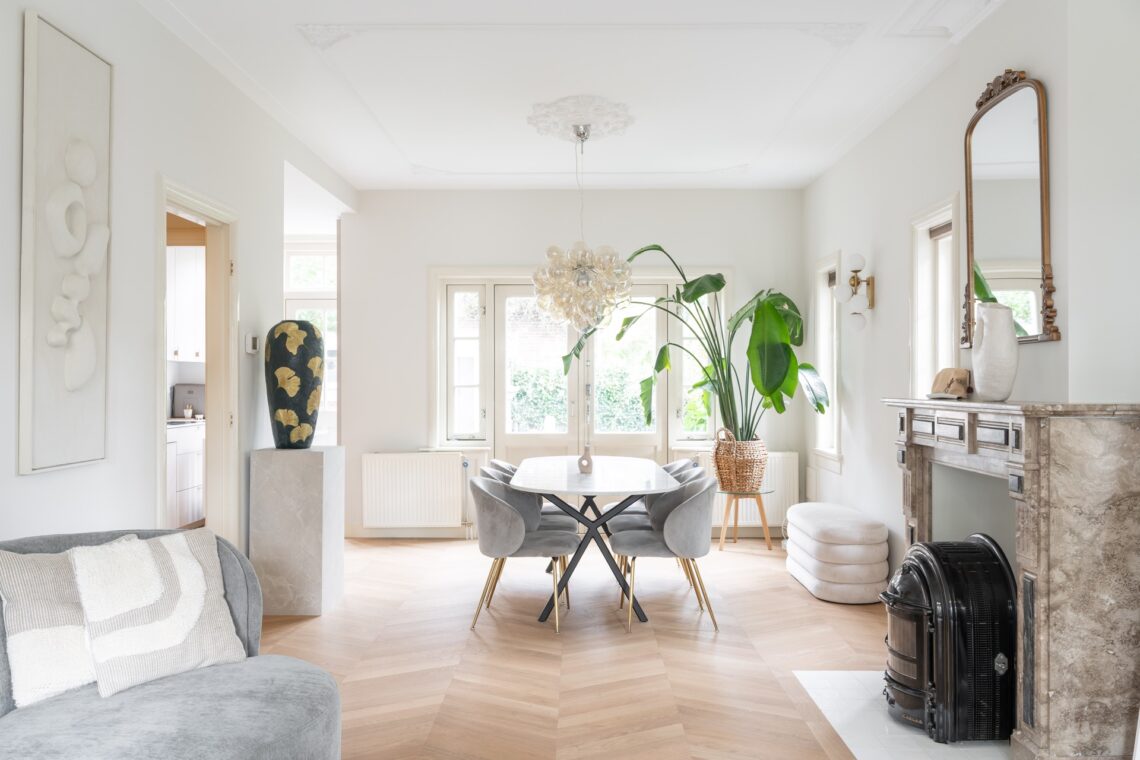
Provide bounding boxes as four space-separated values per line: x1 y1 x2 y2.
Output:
833 252 875 331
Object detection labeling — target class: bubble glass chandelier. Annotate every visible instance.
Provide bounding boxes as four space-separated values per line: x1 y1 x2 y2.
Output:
531 105 633 332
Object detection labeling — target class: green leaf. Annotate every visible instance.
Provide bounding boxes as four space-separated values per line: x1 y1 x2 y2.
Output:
679 273 726 303
654 344 671 373
701 390 712 416
746 300 792 398
561 328 594 374
764 292 804 347
628 244 687 281
973 261 998 302
615 316 639 341
639 376 656 426
779 351 799 399
797 363 830 413
616 298 668 340
726 290 769 340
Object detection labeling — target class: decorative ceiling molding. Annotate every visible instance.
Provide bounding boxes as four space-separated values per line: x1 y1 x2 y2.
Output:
527 95 634 143
296 24 365 51
885 0 1000 40
796 23 865 48
295 22 867 53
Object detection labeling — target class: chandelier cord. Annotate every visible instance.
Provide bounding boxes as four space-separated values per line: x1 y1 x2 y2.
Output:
575 138 585 242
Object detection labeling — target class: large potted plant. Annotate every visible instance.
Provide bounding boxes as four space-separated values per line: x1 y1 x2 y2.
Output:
562 245 829 492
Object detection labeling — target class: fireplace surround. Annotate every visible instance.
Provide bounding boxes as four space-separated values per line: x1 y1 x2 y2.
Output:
881 533 1017 743
884 399 1140 760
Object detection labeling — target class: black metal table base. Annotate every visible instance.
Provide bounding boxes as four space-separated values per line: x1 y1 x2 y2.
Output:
538 493 646 624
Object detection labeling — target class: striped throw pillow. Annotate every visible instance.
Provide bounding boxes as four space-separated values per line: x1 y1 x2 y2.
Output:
0 536 135 708
69 528 245 697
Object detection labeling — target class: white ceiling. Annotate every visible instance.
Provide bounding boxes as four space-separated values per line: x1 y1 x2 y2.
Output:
140 0 1004 190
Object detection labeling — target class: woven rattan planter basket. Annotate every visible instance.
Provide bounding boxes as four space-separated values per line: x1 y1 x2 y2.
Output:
713 428 768 492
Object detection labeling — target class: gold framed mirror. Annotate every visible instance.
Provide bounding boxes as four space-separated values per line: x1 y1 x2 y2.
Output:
962 69 1059 346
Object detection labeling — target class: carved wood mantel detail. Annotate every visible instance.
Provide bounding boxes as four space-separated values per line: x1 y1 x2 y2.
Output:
884 398 1140 760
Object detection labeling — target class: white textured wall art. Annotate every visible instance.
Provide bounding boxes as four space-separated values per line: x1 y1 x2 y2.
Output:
19 13 112 473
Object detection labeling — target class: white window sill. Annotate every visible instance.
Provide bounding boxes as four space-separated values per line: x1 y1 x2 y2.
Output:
810 448 843 474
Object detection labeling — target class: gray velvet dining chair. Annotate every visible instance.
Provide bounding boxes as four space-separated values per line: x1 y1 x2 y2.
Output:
601 458 696 518
468 477 580 633
485 460 567 521
605 466 707 533
610 476 720 633
478 467 579 533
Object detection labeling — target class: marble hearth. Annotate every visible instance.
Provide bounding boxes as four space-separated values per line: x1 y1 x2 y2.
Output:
884 399 1140 760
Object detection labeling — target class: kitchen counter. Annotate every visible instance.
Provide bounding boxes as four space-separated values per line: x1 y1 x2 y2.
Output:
166 418 206 428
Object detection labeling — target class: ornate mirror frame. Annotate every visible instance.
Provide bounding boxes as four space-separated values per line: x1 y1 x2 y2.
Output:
962 69 1059 346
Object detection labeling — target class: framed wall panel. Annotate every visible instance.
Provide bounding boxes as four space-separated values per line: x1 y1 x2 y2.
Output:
19 12 113 473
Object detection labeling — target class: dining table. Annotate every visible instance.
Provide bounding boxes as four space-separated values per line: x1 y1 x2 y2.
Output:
509 455 680 624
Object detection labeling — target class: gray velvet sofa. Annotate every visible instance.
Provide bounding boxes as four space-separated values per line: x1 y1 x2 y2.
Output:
0 530 341 760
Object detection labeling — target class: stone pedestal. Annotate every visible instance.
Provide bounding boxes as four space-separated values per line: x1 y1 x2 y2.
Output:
250 446 344 615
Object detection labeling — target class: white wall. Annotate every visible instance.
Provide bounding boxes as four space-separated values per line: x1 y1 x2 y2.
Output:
801 0 1071 566
339 189 806 536
0 1 355 541
1066 0 1140 401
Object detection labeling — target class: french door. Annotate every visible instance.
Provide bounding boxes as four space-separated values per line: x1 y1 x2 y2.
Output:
492 284 669 464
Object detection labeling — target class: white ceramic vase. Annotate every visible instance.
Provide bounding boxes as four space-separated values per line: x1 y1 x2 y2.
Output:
972 302 1019 402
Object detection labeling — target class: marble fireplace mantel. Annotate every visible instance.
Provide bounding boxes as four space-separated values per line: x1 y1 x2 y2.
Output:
883 398 1140 760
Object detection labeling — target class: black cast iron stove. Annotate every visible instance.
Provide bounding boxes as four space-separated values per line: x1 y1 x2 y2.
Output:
880 533 1016 743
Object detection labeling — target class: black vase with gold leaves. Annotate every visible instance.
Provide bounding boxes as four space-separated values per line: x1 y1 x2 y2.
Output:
264 320 325 449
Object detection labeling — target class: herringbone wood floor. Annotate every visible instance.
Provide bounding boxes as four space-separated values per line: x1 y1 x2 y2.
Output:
262 538 886 759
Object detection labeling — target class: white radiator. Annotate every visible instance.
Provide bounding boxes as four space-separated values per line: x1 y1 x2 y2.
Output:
362 451 485 529
691 450 799 533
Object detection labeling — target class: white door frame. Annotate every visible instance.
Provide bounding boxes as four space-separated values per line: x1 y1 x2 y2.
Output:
156 178 241 546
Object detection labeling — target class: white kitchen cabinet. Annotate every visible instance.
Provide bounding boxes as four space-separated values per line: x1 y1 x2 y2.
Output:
166 246 205 363
166 422 205 526
164 441 179 528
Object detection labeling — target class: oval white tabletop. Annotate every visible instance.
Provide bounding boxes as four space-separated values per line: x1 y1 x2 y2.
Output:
510 455 679 497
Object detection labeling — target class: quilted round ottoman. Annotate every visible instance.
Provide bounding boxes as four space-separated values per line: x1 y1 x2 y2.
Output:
785 502 889 604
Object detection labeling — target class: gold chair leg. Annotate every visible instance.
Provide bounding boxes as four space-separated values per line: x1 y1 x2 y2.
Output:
471 558 500 630
551 556 561 634
626 557 637 633
560 556 570 609
486 557 506 608
690 559 719 632
682 559 704 610
618 555 626 609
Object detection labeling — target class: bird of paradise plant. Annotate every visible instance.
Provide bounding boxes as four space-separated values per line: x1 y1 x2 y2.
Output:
561 245 829 441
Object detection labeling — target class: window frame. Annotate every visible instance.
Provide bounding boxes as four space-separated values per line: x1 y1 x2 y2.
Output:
445 284 489 441
811 253 842 472
910 199 961 398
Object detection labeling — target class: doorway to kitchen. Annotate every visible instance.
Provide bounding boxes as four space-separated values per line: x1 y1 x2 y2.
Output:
164 211 207 529
156 181 241 546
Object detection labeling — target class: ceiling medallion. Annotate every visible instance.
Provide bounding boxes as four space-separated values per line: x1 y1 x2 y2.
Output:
527 95 634 143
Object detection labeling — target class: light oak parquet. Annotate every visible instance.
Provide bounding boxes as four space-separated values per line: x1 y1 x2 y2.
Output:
262 538 886 759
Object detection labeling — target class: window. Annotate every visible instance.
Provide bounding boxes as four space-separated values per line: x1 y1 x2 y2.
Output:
285 236 338 445
813 258 840 462
446 285 486 439
501 293 568 434
434 273 716 450
591 296 660 434
674 316 714 440
911 211 959 396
